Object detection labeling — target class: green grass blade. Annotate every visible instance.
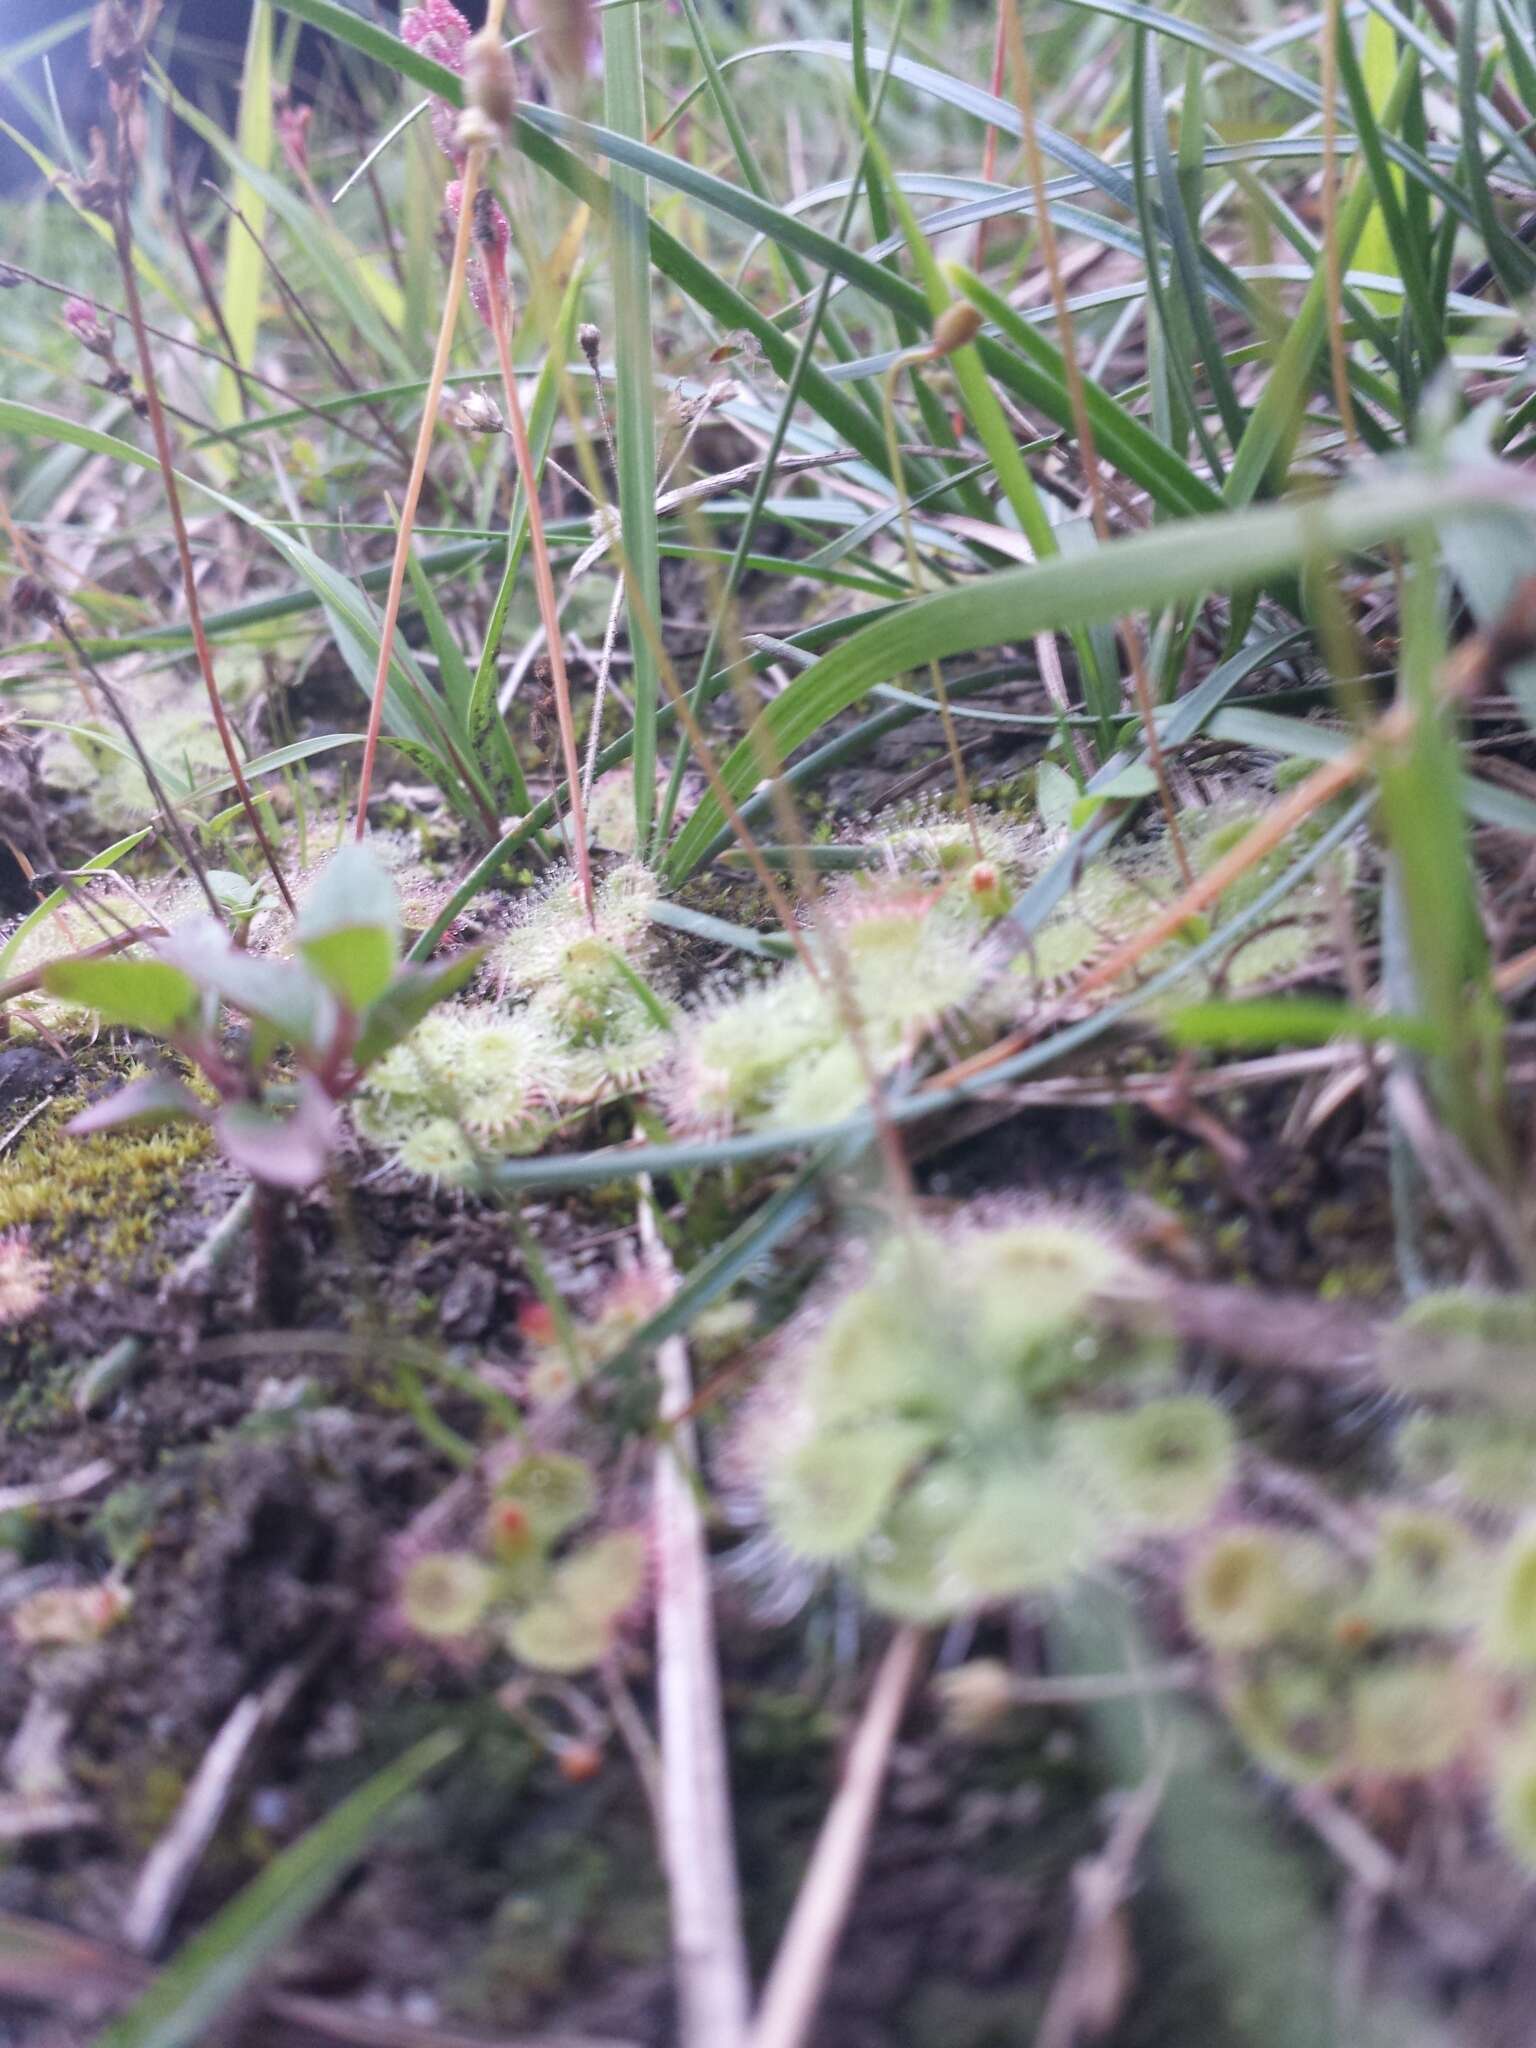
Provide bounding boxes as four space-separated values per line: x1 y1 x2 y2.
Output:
215 2 273 424
1138 30 1245 450
405 543 475 728
663 466 1510 880
603 0 662 852
1455 0 1536 300
950 267 1219 520
96 1731 460 2048
1223 41 1418 505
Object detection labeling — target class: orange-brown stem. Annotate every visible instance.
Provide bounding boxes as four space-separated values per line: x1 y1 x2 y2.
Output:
109 205 295 916
352 148 483 841
485 257 595 924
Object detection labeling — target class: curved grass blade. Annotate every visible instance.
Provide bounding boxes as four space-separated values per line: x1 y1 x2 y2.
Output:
665 465 1479 880
96 1730 460 2048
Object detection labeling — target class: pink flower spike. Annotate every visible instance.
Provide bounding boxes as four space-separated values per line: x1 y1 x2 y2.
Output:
401 0 472 69
62 296 112 356
276 101 312 180
403 0 474 162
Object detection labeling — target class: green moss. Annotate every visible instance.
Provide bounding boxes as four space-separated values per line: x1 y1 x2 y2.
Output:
0 1090 213 1287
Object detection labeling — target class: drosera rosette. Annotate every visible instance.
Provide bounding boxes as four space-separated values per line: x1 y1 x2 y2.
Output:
852 798 1033 929
813 879 999 1060
1183 1508 1496 1788
745 1206 1225 1624
495 860 662 999
660 967 834 1136
1014 790 1354 1006
397 1448 647 1677
662 878 1002 1137
520 1264 669 1409
355 1004 572 1186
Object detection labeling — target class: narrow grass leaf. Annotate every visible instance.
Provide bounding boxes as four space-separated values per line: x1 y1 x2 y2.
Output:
96 1731 460 2048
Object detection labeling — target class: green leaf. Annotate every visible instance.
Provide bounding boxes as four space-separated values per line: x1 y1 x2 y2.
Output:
214 1081 337 1190
602 0 662 850
351 950 484 1071
215 2 272 425
95 1730 459 2048
1170 998 1441 1052
296 845 401 1009
299 927 398 1013
159 924 332 1055
41 956 199 1036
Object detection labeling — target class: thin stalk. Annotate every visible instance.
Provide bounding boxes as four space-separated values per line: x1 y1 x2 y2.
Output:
53 613 225 925
106 205 295 915
641 1195 752 2048
880 355 982 861
749 1629 925 2048
999 0 1191 880
351 152 482 842
1322 0 1362 450
484 243 594 921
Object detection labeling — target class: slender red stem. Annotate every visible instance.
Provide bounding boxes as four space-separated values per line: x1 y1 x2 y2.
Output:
352 150 484 840
485 256 595 923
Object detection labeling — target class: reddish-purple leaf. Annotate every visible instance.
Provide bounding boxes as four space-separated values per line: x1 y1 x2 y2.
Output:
68 1074 207 1135
213 1079 336 1190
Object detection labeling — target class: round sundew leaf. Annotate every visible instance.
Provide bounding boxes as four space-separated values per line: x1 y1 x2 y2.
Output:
1226 1651 1352 1785
1349 1656 1482 1779
858 1463 976 1622
401 1551 497 1640
767 1419 940 1561
506 1599 614 1674
956 1221 1140 1386
1359 1508 1484 1633
1486 1522 1536 1670
1382 1289 1536 1415
553 1529 647 1625
1062 1395 1235 1533
1183 1527 1322 1653
496 1453 597 1544
804 1279 953 1426
940 1465 1104 1600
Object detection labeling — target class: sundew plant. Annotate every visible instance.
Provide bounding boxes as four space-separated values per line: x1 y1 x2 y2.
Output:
5 0 1536 2043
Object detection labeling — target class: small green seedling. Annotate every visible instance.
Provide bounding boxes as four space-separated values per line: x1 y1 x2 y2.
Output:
400 1450 645 1676
44 845 479 1315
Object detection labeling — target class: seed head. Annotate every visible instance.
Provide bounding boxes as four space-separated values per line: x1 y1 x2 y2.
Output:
464 26 519 131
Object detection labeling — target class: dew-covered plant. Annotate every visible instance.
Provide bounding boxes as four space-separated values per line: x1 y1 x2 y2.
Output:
1019 793 1352 1000
665 879 998 1135
1179 1281 1536 1876
748 1209 1232 1620
400 1451 646 1674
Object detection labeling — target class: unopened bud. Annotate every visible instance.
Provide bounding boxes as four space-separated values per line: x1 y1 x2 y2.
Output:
578 321 601 364
928 299 984 358
453 105 500 154
454 387 505 434
465 26 518 131
933 1658 1018 1739
966 860 1013 919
